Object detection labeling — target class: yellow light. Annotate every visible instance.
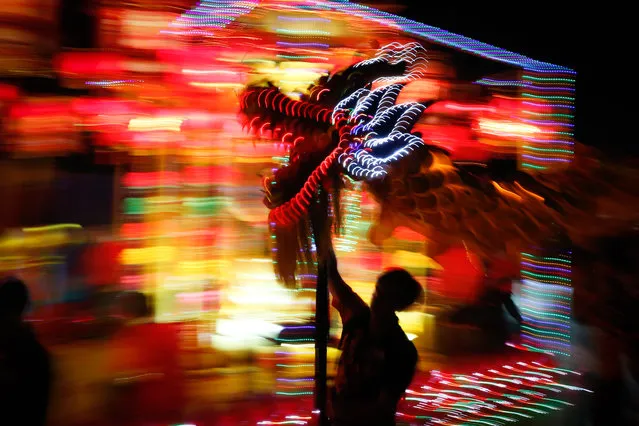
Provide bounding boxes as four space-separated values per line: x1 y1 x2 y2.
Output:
175 260 232 275
120 246 176 265
426 150 456 173
254 68 325 78
391 250 442 270
478 119 540 136
396 311 427 334
22 223 82 233
0 232 70 250
128 117 183 132
492 181 523 202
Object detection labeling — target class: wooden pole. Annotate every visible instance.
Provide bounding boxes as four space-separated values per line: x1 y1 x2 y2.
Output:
315 260 329 425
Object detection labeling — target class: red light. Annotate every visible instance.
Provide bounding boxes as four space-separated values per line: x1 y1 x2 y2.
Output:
55 52 125 76
9 101 72 119
0 84 19 102
429 101 497 114
122 171 181 188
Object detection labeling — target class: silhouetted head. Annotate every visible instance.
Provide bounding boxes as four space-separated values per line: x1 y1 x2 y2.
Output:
0 276 30 320
119 291 153 320
371 268 423 314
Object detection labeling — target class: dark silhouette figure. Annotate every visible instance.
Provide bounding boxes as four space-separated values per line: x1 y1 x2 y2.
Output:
313 211 423 425
326 251 422 426
449 277 522 349
0 277 52 426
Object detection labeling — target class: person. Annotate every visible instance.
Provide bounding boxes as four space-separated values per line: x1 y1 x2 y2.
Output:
106 291 185 425
313 210 423 426
449 276 522 349
0 276 53 426
479 277 522 323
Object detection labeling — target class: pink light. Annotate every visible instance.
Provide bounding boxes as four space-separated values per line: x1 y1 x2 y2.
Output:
441 102 497 113
176 291 221 303
120 275 145 288
477 118 540 137
71 98 140 116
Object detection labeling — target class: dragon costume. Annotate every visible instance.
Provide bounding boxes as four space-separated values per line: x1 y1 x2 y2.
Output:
239 42 639 341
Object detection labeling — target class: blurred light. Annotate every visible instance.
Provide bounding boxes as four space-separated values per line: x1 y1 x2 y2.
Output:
477 119 540 137
120 246 176 265
128 117 183 132
22 224 82 233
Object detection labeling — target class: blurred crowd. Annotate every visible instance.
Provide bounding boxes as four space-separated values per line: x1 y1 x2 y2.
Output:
0 276 189 426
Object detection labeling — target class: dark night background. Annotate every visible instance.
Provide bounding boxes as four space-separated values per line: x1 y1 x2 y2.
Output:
376 2 630 156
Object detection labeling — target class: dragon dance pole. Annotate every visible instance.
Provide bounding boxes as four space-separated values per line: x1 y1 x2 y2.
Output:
315 259 329 425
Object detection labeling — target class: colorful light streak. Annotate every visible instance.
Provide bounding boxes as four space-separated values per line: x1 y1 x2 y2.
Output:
169 0 258 30
519 71 575 171
519 251 573 357
330 62 431 180
260 352 587 425
333 178 362 253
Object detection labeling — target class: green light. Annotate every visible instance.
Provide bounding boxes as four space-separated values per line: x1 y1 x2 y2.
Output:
522 93 575 101
521 253 571 264
521 163 547 170
521 325 570 341
123 198 144 215
522 111 574 118
522 344 570 357
276 337 314 342
183 196 228 216
523 75 575 83
521 307 570 320
521 270 570 282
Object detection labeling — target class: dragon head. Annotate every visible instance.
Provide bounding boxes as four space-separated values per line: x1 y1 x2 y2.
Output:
240 42 639 289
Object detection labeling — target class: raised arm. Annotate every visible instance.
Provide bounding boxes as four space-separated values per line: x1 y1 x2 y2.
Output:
310 190 367 322
322 241 367 324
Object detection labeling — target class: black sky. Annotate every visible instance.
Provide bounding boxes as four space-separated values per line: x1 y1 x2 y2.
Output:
391 2 631 155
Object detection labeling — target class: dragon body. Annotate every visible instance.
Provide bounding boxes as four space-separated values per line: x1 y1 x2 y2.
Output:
240 42 639 419
240 43 639 276
239 44 639 345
